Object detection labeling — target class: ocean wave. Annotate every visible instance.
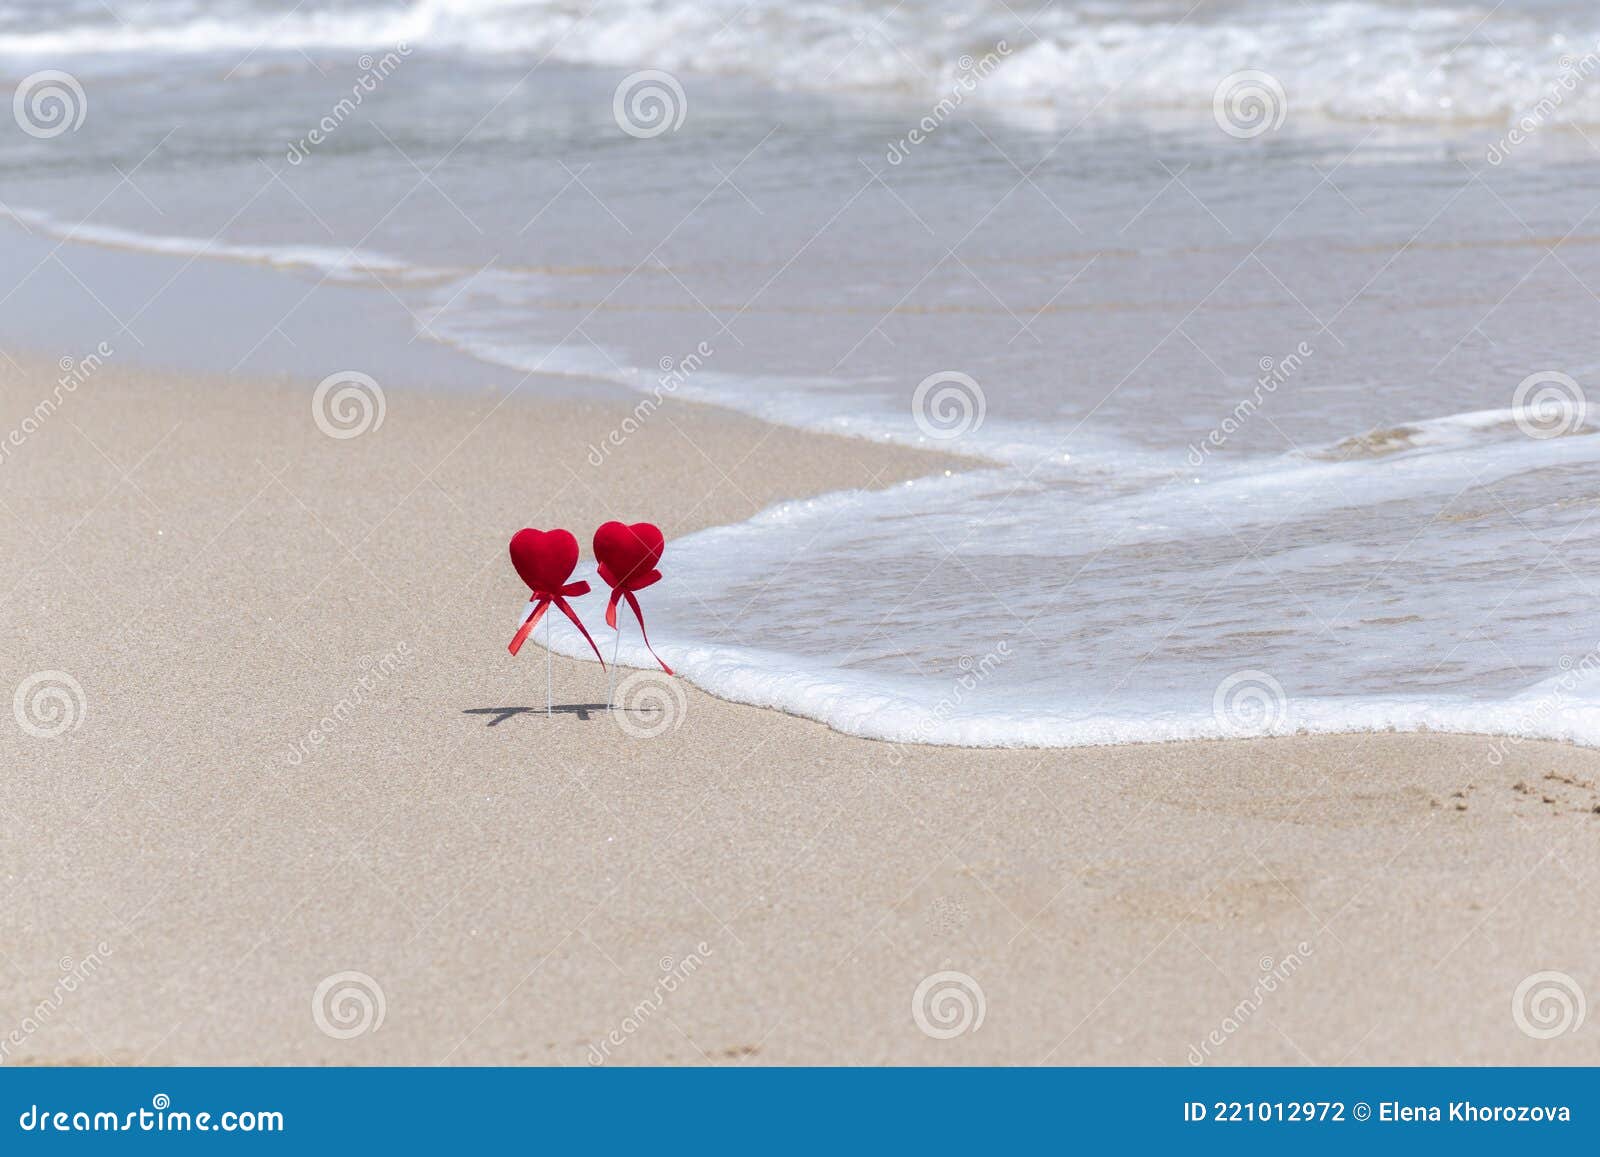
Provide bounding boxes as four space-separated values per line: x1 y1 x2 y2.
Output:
4 0 1600 126
538 400 1600 750
0 205 448 284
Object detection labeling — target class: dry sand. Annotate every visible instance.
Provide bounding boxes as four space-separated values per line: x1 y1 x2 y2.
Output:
2 356 1598 1066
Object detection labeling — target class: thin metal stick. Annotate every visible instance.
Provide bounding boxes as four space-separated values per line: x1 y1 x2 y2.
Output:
607 616 622 710
545 611 553 718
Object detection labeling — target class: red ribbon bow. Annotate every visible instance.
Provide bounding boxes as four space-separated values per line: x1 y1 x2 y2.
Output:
508 581 607 665
594 520 673 675
506 528 606 667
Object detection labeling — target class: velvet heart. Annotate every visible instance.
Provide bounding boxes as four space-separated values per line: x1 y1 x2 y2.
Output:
506 527 604 664
509 527 580 594
592 521 665 590
592 520 673 674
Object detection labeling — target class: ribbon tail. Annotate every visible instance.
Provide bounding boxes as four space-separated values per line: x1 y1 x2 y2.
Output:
623 590 673 675
605 588 622 630
552 596 607 669
508 598 550 656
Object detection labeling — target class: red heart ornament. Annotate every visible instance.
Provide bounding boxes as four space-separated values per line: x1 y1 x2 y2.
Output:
506 527 604 665
592 520 672 674
510 527 580 593
593 521 664 590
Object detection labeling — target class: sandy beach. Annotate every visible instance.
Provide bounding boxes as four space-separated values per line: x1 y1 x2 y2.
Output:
2 353 1597 1066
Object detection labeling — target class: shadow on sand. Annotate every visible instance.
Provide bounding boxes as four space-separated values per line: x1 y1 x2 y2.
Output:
462 704 615 726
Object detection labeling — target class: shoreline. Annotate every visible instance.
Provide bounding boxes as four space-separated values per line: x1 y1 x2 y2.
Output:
3 354 1599 1064
10 187 1600 756
14 335 1600 760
